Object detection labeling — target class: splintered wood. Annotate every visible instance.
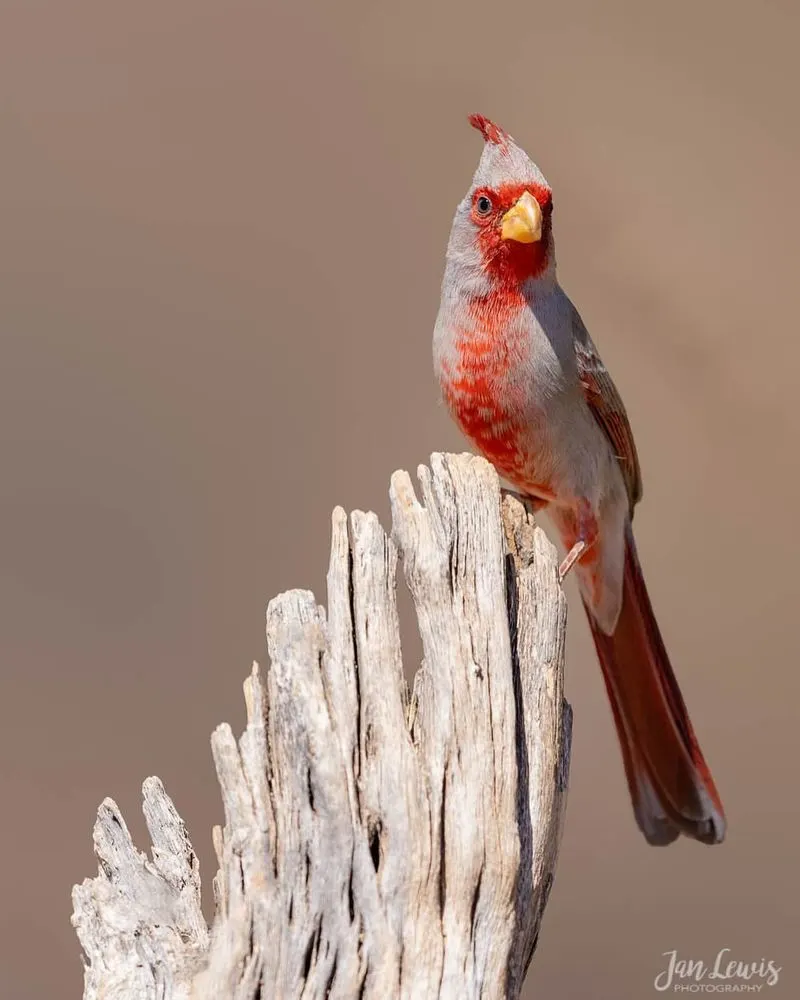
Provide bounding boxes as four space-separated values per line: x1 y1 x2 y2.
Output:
72 453 571 1000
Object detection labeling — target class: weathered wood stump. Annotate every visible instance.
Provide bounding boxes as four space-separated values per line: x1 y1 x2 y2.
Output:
71 453 572 1000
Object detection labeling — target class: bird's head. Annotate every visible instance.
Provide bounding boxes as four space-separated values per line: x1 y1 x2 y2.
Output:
444 114 555 291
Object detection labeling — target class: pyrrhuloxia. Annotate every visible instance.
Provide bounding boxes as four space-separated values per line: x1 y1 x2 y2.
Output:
433 114 725 845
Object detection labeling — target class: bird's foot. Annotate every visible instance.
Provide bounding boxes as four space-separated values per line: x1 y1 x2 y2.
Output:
503 488 550 515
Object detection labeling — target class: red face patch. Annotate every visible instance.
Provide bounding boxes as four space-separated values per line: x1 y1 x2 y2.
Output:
470 182 553 285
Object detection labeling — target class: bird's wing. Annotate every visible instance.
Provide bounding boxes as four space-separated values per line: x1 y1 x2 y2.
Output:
571 305 643 511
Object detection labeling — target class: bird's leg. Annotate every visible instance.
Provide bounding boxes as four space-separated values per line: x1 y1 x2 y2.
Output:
559 499 598 582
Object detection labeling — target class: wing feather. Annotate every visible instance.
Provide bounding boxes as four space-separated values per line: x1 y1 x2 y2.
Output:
571 305 643 511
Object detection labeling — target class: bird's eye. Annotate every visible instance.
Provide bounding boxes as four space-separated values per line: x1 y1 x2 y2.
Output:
475 195 492 216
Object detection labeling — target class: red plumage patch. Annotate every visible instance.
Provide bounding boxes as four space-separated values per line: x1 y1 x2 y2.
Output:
471 182 553 285
441 285 532 483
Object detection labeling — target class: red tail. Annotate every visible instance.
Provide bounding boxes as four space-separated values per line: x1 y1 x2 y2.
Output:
584 525 726 845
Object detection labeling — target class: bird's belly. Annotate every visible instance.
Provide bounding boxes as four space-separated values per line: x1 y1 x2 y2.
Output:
444 382 558 502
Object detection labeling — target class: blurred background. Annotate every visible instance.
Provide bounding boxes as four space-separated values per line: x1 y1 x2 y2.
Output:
2 1 799 997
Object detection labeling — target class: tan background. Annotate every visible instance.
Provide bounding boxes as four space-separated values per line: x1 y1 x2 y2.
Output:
2 1 799 997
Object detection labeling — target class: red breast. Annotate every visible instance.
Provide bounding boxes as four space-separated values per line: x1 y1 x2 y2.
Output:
439 287 539 488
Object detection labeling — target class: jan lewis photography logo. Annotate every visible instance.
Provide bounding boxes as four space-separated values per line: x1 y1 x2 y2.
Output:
654 950 782 992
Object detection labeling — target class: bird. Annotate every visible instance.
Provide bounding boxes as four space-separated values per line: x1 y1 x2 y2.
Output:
433 113 726 845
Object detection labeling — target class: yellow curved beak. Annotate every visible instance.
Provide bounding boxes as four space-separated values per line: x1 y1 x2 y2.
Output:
500 190 543 243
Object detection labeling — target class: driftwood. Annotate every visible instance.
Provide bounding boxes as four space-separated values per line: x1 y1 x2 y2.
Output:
71 453 572 1000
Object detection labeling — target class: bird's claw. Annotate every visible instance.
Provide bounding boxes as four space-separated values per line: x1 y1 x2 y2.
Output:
559 540 586 582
